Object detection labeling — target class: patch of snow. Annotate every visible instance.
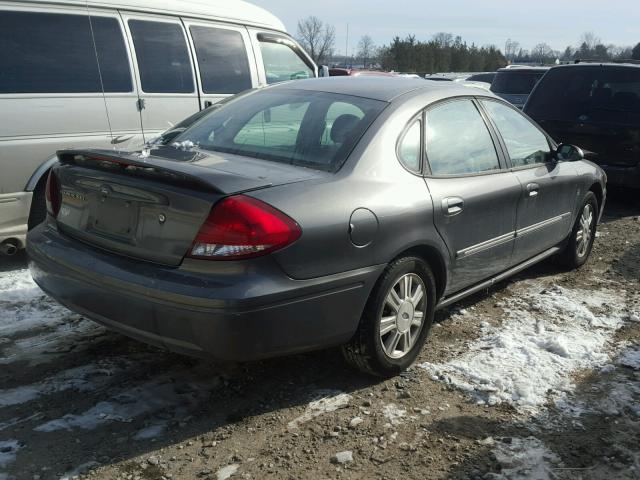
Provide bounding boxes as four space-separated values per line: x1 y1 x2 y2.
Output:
619 348 640 370
34 376 206 432
134 422 167 440
216 464 239 480
420 283 628 411
172 140 196 151
491 437 561 480
0 361 120 407
135 148 151 159
382 404 406 426
287 390 351 429
0 440 21 472
330 451 353 464
59 461 100 480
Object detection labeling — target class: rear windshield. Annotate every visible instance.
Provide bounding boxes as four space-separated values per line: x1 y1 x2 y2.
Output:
490 71 545 95
525 66 640 125
174 89 386 171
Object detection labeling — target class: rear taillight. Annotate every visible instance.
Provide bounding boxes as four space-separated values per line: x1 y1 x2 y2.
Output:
187 195 301 260
45 170 61 218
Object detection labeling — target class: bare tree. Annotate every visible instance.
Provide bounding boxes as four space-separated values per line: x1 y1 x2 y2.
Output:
357 35 376 68
532 43 553 64
432 32 454 47
296 16 335 64
504 38 520 62
580 31 602 51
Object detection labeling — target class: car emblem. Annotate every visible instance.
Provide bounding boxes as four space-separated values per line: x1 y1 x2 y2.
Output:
158 213 166 224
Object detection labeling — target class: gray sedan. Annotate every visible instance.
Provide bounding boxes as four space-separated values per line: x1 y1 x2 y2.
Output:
28 77 606 376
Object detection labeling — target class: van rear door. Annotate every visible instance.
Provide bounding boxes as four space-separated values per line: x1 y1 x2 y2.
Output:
122 13 200 142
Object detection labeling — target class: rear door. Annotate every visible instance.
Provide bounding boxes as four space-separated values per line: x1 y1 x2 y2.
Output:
480 99 578 265
183 20 258 109
423 98 521 292
122 13 199 141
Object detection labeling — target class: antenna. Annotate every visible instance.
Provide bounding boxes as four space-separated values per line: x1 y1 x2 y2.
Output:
345 23 349 68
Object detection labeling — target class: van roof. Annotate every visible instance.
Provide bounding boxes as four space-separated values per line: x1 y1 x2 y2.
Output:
23 0 286 31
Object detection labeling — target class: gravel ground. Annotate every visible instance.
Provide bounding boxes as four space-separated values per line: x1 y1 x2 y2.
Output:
0 192 638 480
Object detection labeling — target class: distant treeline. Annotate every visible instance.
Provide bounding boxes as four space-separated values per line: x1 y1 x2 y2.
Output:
379 34 507 73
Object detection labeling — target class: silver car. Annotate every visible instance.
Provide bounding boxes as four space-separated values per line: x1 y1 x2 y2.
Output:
28 77 606 376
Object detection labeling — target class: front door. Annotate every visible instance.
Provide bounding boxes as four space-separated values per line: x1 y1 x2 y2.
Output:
479 99 578 265
424 98 521 293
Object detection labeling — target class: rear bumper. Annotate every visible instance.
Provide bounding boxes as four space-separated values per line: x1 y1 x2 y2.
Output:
27 224 382 361
600 163 640 189
0 191 32 248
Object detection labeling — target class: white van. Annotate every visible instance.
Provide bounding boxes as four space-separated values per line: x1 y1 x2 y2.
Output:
0 0 318 253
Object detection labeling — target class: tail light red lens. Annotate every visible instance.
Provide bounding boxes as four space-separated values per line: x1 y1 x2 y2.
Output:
187 195 302 260
45 170 61 218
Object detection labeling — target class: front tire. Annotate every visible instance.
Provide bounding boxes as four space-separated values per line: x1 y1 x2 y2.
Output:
342 256 436 377
558 192 598 269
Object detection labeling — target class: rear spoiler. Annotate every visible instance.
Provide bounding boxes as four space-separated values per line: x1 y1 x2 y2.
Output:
56 149 224 194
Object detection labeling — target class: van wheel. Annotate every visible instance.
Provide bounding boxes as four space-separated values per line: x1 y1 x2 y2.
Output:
342 256 436 377
28 177 47 230
558 192 598 269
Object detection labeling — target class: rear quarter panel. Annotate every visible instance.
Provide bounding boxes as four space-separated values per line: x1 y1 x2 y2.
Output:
249 94 451 284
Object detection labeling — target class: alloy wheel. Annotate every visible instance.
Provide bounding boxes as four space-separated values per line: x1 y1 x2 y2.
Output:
576 203 594 258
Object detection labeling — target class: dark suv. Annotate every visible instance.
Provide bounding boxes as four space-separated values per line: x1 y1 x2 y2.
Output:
524 63 640 188
491 67 549 108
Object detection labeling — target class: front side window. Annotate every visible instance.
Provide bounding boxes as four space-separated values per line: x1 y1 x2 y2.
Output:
0 11 131 93
259 40 314 84
482 100 551 167
426 99 500 175
129 20 194 93
175 90 386 171
190 26 252 94
398 120 422 172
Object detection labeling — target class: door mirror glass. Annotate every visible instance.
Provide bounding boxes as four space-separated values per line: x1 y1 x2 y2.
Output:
556 143 584 162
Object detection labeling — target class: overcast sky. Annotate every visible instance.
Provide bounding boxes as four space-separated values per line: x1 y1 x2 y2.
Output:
252 0 640 54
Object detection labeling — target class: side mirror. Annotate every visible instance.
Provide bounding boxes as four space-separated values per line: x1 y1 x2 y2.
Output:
319 65 330 77
556 143 584 162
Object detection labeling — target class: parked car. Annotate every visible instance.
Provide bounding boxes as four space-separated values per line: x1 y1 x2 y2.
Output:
329 68 396 77
490 67 549 108
464 72 497 85
28 78 605 376
0 0 317 254
524 63 640 189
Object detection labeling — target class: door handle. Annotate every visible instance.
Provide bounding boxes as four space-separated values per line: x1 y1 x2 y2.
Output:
442 197 464 216
527 183 540 197
204 100 213 108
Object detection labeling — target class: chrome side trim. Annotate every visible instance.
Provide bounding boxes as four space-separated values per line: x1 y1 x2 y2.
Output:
438 246 562 309
516 212 571 238
457 231 515 258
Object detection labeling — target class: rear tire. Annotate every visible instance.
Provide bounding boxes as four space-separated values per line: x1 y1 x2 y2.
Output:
558 191 598 269
342 256 436 377
27 176 47 231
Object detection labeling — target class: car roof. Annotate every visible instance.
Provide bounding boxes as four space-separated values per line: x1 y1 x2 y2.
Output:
268 76 494 102
24 0 286 31
497 67 550 73
550 62 640 70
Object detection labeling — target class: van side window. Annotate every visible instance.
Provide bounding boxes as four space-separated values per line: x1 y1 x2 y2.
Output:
0 11 132 94
259 41 313 84
129 20 194 94
190 26 252 94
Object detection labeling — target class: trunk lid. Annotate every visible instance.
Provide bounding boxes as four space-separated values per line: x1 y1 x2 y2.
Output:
53 148 322 265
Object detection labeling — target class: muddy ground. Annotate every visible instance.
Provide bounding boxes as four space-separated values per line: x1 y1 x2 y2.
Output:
0 192 638 480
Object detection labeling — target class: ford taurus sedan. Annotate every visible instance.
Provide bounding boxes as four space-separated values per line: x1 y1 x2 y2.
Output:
28 77 606 376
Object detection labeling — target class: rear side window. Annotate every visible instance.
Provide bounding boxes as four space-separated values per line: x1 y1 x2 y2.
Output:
491 72 544 95
426 99 500 175
482 100 551 167
525 66 640 126
398 120 422 173
129 20 194 93
190 26 252 94
259 40 314 84
0 11 132 93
